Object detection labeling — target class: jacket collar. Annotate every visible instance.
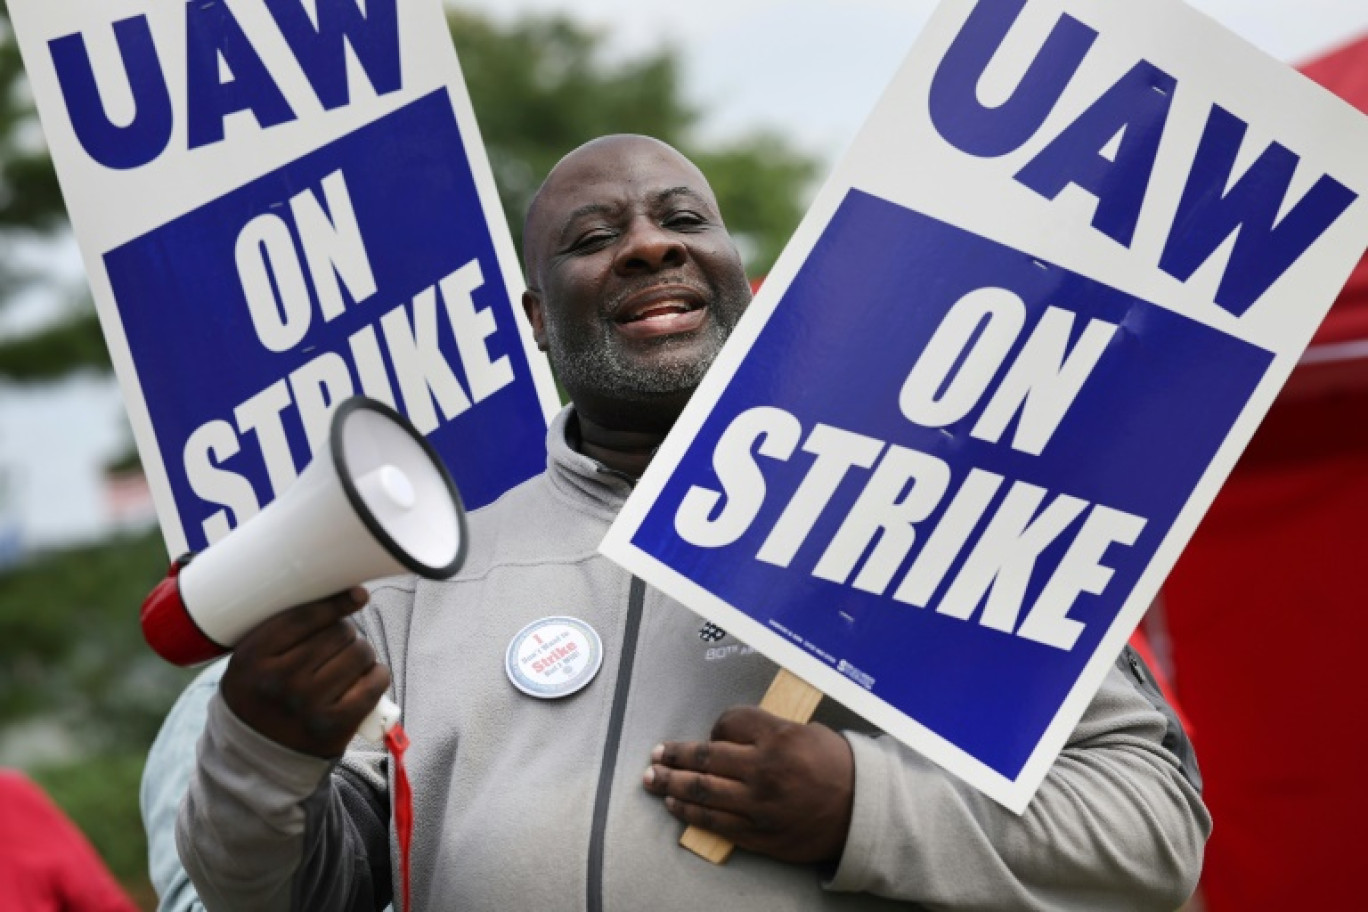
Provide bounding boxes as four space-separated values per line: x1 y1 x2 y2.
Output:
544 406 637 518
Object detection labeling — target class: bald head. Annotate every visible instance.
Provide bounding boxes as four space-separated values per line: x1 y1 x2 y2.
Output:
522 135 721 291
517 134 751 434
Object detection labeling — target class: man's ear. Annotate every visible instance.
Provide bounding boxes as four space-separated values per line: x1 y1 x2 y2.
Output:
522 289 548 351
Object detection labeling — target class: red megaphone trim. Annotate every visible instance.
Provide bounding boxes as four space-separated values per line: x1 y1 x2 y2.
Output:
141 556 230 667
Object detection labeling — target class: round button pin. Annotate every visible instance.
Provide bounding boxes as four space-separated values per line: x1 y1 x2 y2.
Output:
505 616 604 699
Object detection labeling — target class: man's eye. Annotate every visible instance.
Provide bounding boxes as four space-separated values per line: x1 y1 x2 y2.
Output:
665 211 707 229
570 230 615 252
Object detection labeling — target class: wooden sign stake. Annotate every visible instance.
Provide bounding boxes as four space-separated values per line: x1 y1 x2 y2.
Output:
679 668 824 864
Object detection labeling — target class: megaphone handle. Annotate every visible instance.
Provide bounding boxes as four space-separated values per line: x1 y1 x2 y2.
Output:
357 693 402 743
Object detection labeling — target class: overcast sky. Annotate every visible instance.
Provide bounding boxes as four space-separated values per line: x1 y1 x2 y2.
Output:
453 0 1368 159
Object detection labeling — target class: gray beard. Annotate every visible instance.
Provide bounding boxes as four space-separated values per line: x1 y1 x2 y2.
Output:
545 306 740 404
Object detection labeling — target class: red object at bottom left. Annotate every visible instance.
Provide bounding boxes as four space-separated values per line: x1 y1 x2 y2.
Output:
0 769 138 912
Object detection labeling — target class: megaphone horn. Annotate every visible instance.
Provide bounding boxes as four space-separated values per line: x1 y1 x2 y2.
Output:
141 396 467 741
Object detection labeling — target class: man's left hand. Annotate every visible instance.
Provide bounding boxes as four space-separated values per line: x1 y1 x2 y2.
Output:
642 707 854 865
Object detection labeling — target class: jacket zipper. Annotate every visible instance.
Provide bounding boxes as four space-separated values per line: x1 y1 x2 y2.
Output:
587 575 647 912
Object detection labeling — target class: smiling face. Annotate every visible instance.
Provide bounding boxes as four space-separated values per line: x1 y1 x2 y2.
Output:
522 136 753 432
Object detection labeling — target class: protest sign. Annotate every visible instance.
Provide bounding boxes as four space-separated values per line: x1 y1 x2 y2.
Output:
7 0 560 555
602 0 1368 811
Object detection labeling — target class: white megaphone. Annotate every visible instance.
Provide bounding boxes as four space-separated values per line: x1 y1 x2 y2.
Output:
141 396 467 742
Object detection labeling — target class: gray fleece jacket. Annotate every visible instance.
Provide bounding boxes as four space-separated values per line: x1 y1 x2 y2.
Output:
177 407 1210 912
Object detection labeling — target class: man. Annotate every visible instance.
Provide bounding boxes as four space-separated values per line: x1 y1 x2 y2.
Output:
171 135 1209 910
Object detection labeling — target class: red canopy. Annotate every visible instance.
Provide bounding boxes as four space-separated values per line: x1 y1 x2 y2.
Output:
1303 34 1368 349
1281 34 1368 406
1161 32 1368 912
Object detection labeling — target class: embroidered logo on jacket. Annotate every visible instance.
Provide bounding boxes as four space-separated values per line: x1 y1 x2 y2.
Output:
698 623 727 643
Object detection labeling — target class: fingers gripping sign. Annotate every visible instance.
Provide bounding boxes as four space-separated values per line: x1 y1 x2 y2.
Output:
643 705 855 866
221 587 392 758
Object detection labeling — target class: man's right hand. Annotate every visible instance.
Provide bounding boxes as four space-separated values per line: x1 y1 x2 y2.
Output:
219 587 390 758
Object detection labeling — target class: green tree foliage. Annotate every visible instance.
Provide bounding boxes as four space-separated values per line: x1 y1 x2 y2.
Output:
0 2 107 377
0 1 66 267
692 134 822 275
0 528 195 893
0 4 61 223
30 751 157 898
449 11 696 252
0 529 193 745
450 9 819 274
0 308 107 379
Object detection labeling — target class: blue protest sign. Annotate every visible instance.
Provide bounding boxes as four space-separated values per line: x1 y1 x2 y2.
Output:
603 0 1368 810
629 192 1270 779
9 1 559 554
105 90 548 549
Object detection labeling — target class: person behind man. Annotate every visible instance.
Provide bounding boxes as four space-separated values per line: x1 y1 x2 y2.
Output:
170 135 1209 910
1 769 140 912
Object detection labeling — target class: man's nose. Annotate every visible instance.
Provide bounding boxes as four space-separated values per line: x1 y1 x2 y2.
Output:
613 219 686 275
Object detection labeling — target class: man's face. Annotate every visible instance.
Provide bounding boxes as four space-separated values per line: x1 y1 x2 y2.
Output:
522 136 752 426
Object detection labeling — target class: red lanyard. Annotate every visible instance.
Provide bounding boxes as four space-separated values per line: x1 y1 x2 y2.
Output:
384 724 414 912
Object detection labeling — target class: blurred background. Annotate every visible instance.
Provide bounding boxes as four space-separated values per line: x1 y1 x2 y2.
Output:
1 0 1365 908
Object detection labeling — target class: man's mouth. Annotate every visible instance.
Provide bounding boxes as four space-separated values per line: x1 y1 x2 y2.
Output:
613 286 709 338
